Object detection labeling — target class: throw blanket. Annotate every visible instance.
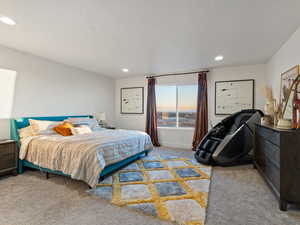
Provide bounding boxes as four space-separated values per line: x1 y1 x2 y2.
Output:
19 129 153 187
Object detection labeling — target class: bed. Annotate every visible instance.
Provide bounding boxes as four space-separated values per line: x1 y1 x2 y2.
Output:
10 115 153 187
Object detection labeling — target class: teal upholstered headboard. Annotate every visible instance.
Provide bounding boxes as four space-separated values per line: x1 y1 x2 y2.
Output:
10 115 93 147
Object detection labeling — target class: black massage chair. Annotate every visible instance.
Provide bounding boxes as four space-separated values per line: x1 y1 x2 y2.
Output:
195 109 264 166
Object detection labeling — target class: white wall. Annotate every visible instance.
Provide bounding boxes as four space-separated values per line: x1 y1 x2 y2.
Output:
0 45 115 139
115 76 147 131
115 64 266 149
266 26 300 101
208 64 266 126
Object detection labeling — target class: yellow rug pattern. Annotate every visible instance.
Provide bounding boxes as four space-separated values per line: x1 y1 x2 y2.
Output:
89 154 211 225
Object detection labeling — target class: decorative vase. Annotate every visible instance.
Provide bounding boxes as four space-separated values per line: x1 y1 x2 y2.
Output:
264 100 275 116
264 100 275 125
277 119 292 130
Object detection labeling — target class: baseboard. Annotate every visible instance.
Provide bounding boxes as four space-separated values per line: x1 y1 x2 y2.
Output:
159 142 192 150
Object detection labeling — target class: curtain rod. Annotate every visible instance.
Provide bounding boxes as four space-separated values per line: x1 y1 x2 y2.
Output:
146 70 209 79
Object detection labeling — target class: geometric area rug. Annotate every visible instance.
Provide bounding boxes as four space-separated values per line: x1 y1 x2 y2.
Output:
88 154 211 225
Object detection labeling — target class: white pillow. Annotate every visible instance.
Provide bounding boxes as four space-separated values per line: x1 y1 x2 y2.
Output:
71 125 92 135
29 119 61 135
65 117 100 130
18 126 34 139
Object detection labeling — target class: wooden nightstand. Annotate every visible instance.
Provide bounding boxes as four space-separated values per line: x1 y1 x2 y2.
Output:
0 140 18 176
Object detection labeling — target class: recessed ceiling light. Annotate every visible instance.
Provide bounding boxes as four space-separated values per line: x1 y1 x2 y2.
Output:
0 16 16 25
215 55 224 61
122 68 129 72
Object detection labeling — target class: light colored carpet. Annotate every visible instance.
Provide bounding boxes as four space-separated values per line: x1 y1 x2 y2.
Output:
0 147 299 225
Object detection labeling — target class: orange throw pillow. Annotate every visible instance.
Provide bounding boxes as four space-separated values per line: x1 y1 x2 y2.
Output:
53 122 74 136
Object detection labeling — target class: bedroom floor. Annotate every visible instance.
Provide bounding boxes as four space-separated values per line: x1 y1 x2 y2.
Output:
0 147 299 225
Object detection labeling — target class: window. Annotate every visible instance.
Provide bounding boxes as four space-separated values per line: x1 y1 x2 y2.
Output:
0 69 16 119
156 85 197 128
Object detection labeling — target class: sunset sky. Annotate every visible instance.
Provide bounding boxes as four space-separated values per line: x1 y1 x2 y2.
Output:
156 85 197 112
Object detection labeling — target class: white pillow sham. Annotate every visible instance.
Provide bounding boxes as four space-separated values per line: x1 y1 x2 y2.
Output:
18 126 34 139
29 119 61 135
65 117 100 130
71 125 92 135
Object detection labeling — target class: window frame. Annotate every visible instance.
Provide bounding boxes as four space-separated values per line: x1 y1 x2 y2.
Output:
156 84 197 129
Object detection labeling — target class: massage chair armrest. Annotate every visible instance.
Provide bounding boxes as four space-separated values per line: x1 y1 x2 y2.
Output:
195 131 222 165
212 124 254 165
196 129 216 149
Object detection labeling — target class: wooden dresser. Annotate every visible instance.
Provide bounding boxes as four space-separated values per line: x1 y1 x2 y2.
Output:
254 124 300 211
0 140 18 176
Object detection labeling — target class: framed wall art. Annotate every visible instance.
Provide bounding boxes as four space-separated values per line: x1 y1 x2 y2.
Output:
215 79 254 115
121 87 144 114
280 65 300 120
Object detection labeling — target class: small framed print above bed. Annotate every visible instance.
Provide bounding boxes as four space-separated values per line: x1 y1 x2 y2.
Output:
121 87 144 114
215 79 254 115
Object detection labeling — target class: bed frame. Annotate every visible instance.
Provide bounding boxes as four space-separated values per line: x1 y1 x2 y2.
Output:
10 115 149 184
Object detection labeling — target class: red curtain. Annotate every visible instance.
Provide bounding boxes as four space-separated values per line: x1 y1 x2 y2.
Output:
146 77 161 147
192 72 208 150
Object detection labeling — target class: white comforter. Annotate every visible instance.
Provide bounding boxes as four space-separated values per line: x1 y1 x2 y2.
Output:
19 129 153 187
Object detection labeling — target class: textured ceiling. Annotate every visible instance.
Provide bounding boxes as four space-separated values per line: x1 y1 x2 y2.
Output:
0 0 300 78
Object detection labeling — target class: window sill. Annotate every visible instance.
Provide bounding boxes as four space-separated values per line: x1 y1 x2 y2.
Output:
158 127 195 131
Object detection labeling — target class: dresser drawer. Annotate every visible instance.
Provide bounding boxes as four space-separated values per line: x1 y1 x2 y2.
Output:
256 151 280 191
256 126 280 146
0 153 16 170
0 143 16 155
256 136 280 168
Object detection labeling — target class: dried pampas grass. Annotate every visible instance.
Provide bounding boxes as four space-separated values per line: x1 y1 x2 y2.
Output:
264 85 273 102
